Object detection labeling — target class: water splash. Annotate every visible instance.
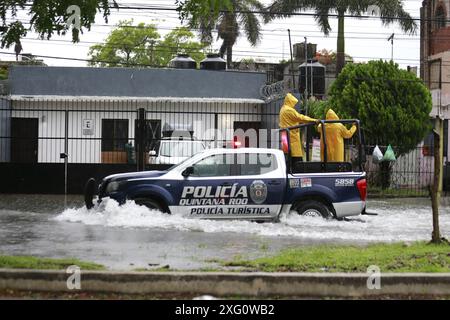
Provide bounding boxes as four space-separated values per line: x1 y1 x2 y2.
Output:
55 198 450 242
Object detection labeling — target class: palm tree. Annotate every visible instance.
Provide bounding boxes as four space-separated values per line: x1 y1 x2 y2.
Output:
184 0 264 68
265 0 417 74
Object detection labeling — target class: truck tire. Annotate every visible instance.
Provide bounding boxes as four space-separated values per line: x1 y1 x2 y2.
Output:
133 197 167 213
294 200 332 219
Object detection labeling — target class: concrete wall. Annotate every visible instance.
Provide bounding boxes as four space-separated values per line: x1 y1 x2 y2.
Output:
0 97 10 162
9 66 266 100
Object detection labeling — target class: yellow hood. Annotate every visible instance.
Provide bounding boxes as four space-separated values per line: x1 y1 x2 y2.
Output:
283 93 298 108
326 109 339 120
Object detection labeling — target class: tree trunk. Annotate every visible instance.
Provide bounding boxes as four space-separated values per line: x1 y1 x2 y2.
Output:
226 45 232 69
336 10 345 75
431 119 442 244
149 41 154 66
125 51 130 67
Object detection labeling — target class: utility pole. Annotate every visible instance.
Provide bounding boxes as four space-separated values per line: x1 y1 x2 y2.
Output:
304 37 308 115
387 33 394 61
288 29 296 93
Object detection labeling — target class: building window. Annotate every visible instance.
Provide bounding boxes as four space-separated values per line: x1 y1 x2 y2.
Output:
429 59 441 90
101 119 129 152
435 5 446 29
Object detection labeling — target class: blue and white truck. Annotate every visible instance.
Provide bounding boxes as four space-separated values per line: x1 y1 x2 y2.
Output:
84 120 367 220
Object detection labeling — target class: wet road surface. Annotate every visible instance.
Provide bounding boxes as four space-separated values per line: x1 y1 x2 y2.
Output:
0 194 449 270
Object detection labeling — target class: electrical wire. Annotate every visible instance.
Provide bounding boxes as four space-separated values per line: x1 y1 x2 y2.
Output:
0 51 434 81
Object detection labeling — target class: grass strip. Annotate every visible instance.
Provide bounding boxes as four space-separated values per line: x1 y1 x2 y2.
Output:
223 242 450 273
0 255 105 270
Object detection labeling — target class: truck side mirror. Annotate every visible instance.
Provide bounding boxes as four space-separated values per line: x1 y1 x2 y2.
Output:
149 150 157 157
182 166 194 178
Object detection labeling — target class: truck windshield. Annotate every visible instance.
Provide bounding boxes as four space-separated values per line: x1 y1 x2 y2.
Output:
160 141 205 157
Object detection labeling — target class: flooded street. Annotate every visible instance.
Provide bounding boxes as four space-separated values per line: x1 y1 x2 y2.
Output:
0 194 449 270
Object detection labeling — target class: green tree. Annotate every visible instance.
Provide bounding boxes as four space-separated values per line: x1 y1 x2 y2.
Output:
328 61 432 189
176 0 232 41
328 60 432 156
0 67 7 80
265 0 416 74
0 0 116 48
88 21 161 67
177 0 264 68
307 99 330 119
157 27 207 67
88 23 207 67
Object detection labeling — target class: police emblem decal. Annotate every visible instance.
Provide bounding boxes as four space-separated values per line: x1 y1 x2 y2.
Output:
250 180 268 204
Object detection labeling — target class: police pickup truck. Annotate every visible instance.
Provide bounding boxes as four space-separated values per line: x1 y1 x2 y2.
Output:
84 120 367 220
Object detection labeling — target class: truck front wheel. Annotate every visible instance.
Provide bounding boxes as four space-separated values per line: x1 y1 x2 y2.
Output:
293 200 332 219
133 197 168 213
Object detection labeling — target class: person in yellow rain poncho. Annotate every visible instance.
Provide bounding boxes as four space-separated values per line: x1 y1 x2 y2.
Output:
279 93 318 164
317 109 357 162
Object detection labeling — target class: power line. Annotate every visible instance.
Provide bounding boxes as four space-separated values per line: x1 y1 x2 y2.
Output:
4 17 422 45
0 55 433 89
95 3 450 27
4 2 444 24
0 51 430 77
4 17 422 38
0 4 428 67
14 37 422 65
0 51 164 68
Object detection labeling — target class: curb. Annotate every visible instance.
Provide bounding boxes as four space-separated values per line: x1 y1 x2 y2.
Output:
1 270 450 297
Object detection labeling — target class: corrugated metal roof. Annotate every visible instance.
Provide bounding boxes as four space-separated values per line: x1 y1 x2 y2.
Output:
9 66 266 100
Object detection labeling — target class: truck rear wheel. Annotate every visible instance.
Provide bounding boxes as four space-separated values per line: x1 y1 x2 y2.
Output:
294 200 332 219
133 198 168 213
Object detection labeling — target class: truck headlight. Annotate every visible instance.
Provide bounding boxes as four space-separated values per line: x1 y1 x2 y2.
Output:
105 181 121 194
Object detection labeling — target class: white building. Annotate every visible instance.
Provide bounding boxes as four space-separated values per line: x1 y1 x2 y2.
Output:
0 65 281 193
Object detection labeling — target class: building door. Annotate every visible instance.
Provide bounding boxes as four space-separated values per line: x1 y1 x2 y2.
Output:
11 118 38 163
233 121 261 148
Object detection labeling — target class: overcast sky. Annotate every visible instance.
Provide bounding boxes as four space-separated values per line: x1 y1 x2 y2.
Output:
0 0 423 71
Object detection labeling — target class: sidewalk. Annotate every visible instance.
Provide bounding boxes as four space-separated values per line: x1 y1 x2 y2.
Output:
1 269 450 298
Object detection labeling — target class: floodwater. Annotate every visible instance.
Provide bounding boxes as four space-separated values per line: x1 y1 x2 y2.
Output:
0 194 449 270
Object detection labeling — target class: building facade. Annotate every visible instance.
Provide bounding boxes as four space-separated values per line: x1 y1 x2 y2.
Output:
421 0 450 162
1 66 270 165
0 65 283 193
